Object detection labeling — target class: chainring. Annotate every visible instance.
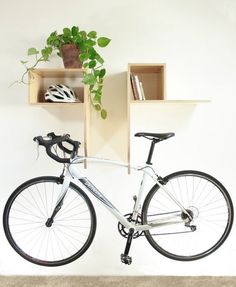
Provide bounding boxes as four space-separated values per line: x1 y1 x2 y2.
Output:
118 213 142 239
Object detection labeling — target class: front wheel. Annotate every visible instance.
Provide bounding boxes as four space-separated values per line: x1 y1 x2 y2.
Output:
3 176 96 266
142 170 234 261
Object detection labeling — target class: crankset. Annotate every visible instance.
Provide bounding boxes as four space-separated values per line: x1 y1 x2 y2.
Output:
118 213 143 239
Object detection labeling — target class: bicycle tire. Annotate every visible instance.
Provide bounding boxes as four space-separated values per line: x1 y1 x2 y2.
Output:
3 176 96 266
142 170 234 261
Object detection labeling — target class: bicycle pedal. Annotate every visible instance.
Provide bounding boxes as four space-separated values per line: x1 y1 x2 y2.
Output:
121 254 132 265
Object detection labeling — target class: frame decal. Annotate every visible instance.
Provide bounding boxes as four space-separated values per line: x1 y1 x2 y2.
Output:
79 177 118 211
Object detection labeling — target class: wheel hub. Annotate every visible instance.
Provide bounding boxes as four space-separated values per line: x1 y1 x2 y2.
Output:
181 206 199 222
45 218 53 227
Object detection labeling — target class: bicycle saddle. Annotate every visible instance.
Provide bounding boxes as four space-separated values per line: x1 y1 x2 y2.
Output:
135 132 175 141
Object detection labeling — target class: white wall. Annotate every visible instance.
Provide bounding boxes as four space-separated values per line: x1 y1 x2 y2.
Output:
1 0 236 276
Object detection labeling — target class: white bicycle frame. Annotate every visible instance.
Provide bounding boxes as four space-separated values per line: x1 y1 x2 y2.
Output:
58 156 191 232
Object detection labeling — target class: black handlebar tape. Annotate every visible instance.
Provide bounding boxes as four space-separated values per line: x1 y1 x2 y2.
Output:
46 146 70 164
47 132 58 139
46 132 71 154
58 138 80 155
47 132 80 155
33 136 45 145
33 135 70 163
33 133 81 163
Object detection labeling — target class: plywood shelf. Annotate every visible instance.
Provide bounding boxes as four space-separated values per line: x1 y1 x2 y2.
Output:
29 102 83 107
129 63 165 101
130 99 210 104
28 68 85 104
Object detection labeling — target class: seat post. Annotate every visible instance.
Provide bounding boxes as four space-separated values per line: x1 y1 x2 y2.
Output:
146 139 158 165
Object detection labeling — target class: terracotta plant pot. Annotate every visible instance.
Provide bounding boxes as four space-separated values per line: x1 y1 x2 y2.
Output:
60 44 82 68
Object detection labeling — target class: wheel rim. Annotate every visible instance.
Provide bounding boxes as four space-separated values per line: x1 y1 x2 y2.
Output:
4 178 95 265
143 172 233 260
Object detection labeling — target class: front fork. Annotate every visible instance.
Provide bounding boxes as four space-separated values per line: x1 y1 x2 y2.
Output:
45 172 71 227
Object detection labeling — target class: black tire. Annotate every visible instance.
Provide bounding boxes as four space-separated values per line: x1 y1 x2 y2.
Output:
3 176 96 266
142 170 234 261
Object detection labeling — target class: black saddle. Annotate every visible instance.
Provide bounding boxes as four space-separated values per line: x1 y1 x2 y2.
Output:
135 132 175 142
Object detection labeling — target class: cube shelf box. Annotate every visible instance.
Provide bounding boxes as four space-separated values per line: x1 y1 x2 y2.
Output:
28 69 85 105
128 63 166 102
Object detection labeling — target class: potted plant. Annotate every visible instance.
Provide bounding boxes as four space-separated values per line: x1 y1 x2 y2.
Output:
19 26 111 119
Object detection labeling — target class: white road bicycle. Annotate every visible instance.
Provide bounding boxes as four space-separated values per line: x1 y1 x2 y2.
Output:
3 132 234 266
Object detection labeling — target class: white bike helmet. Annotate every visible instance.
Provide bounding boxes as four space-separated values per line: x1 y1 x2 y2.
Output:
44 84 77 102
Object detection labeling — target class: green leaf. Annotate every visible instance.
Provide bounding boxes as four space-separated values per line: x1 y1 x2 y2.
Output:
95 53 104 64
89 60 96 68
88 31 97 38
96 85 103 93
101 109 107 119
49 31 57 37
94 69 100 77
85 39 96 47
97 37 111 47
47 34 61 48
74 35 82 45
89 85 95 91
41 46 52 61
88 49 96 60
99 68 106 78
83 62 89 68
63 28 71 37
20 60 28 64
94 104 101 111
79 53 89 62
79 43 87 52
94 91 102 104
47 36 53 45
71 26 79 36
82 73 96 85
27 47 39 56
99 78 104 84
79 31 87 39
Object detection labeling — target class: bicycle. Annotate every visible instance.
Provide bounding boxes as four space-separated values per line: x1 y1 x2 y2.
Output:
3 132 234 266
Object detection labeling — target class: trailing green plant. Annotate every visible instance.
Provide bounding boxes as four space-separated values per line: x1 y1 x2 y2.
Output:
18 26 111 119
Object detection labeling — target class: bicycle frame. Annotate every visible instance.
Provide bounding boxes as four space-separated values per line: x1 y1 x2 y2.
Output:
58 156 191 232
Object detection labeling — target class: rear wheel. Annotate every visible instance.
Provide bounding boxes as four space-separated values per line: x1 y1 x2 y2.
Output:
142 170 233 261
3 176 96 266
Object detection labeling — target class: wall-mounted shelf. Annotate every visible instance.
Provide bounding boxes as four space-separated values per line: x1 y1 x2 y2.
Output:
28 68 85 105
129 63 165 101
